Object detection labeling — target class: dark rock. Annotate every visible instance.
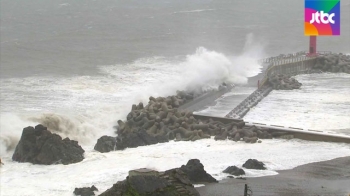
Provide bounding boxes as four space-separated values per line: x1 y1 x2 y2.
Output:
155 134 169 143
242 159 266 170
180 159 218 183
94 136 116 153
223 166 245 176
12 125 84 165
100 168 200 196
73 185 98 196
116 129 164 150
137 129 158 145
115 132 146 150
128 175 170 194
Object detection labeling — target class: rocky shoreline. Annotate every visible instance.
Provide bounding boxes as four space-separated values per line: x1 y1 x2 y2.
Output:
10 84 296 166
99 159 215 196
73 158 267 196
7 53 350 195
12 124 85 165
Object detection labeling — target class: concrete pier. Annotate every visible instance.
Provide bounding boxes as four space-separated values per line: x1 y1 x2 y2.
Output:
225 55 317 119
193 114 350 143
183 52 350 144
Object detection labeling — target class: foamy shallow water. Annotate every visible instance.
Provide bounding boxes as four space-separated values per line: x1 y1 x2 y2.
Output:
244 73 350 133
1 138 349 196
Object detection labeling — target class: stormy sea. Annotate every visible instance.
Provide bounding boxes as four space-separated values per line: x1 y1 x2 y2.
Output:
1 0 349 195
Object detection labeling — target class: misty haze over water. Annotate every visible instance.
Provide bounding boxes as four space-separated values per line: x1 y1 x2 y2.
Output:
1 0 349 77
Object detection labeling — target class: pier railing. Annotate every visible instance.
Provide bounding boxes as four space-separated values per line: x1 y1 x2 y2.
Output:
258 55 319 88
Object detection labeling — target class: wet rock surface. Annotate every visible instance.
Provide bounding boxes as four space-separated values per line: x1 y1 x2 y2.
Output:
12 124 85 165
223 166 245 176
74 185 98 196
243 159 266 170
100 168 200 196
268 74 302 90
180 159 218 184
313 54 350 73
94 136 116 153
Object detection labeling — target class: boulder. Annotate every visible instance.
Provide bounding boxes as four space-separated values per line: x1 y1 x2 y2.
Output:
180 159 218 183
242 159 266 170
94 136 116 153
115 132 146 150
100 168 200 196
73 185 98 196
127 175 170 195
12 125 84 165
115 129 163 150
223 166 245 176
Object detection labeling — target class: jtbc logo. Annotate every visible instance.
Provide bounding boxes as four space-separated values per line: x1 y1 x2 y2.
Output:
310 11 335 24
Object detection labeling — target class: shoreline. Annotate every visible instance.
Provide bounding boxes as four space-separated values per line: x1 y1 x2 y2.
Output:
197 156 350 196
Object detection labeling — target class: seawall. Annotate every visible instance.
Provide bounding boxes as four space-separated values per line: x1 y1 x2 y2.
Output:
193 114 350 143
225 55 317 119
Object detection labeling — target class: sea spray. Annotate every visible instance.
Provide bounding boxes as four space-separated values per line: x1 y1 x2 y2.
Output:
0 36 265 155
0 113 33 156
28 113 98 144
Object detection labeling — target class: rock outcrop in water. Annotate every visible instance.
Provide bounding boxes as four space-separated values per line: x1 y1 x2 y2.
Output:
223 166 245 176
242 159 266 170
94 136 116 153
313 54 350 73
100 168 200 196
74 185 98 196
12 124 85 165
179 159 218 183
268 74 302 90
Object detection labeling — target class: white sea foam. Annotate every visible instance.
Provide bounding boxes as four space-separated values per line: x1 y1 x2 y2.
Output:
1 35 349 195
0 35 264 156
1 138 349 196
244 73 350 132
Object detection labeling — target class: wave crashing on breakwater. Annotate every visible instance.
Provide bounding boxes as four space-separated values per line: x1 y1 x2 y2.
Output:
0 34 265 156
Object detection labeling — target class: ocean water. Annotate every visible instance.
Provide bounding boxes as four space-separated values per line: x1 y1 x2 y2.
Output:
198 73 350 134
244 73 350 134
1 0 350 195
1 139 349 195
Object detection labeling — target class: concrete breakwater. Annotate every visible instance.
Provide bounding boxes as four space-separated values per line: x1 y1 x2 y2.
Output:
226 53 350 120
226 72 304 119
225 86 272 119
110 93 275 150
313 53 350 73
94 53 350 152
94 86 290 152
179 83 234 112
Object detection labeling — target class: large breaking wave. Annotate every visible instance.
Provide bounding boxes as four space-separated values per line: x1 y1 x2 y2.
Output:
0 34 265 156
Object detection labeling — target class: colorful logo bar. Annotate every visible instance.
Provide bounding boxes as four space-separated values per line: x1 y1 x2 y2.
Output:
305 0 340 36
